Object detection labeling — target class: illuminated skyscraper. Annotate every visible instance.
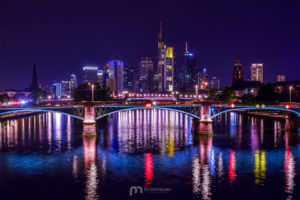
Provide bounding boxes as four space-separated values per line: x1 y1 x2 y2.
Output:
157 23 174 92
210 76 220 90
52 82 62 98
83 66 98 83
139 57 154 92
124 65 135 92
251 63 263 83
61 80 70 96
232 56 243 86
108 60 124 95
69 74 77 91
198 67 208 90
277 75 286 82
180 41 197 92
97 69 104 86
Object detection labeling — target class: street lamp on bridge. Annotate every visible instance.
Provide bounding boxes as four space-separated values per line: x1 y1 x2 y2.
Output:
195 85 199 100
289 86 293 103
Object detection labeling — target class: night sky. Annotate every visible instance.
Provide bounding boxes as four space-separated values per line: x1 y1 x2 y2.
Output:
0 0 299 90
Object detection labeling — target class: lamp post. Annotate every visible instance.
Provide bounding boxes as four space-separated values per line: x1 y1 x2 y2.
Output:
195 84 199 100
289 86 293 103
91 84 95 102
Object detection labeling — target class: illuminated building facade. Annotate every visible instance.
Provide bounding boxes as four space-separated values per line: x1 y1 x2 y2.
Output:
124 65 135 92
180 41 197 92
232 56 243 86
139 57 153 92
157 23 174 92
97 69 104 86
198 67 208 90
83 66 98 83
277 75 286 82
69 74 77 92
52 82 62 98
108 60 124 95
251 63 263 83
210 76 220 90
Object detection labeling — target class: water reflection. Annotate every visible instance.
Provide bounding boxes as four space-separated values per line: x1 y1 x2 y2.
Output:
0 110 299 200
254 150 266 186
192 136 213 200
99 109 193 154
83 136 98 200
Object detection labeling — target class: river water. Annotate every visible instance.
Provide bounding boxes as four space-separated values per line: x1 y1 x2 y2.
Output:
0 109 299 200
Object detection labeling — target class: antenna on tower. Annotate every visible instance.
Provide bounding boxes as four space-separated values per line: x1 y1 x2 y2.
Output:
185 41 188 53
160 21 163 33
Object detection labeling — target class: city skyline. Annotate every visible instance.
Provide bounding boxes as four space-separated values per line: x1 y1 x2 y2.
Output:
0 0 299 90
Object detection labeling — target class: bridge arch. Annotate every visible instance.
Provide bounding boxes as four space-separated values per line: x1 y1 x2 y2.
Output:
0 108 85 121
210 106 300 119
95 106 201 120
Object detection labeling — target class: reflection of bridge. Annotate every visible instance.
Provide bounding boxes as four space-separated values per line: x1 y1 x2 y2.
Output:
0 103 299 135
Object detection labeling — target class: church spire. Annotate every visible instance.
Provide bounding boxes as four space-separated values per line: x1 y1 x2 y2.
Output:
158 21 163 42
31 62 39 90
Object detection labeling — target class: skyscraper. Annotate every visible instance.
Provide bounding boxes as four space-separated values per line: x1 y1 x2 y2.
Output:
124 65 135 92
69 74 77 92
97 69 104 86
52 82 62 98
180 41 197 92
232 56 243 86
210 76 220 90
83 66 98 83
31 63 39 90
108 60 124 95
139 57 154 92
157 23 174 92
277 75 286 82
251 63 263 83
198 67 208 90
61 80 70 96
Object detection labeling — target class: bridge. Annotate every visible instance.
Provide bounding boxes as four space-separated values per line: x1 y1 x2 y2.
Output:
0 103 299 135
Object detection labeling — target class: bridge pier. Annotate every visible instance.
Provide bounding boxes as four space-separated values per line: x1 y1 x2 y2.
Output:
193 119 213 135
83 103 97 136
194 104 213 135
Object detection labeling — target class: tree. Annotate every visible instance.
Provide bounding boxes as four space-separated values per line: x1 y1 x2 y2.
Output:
207 88 219 100
221 87 235 103
29 88 46 105
0 94 9 103
73 83 112 102
256 83 278 104
241 94 256 105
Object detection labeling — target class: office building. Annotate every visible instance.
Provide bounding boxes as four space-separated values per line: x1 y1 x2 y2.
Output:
277 75 286 82
108 60 124 95
52 82 62 98
157 23 174 92
251 63 263 83
97 69 104 87
124 65 135 92
180 41 197 92
139 57 154 92
210 76 220 90
69 74 77 92
83 66 98 83
198 67 208 90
